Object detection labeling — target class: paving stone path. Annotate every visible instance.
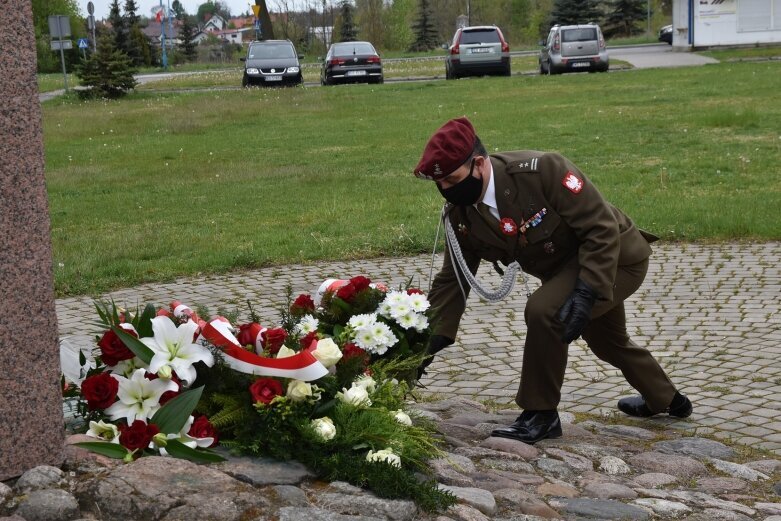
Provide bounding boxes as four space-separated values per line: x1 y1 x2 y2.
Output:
3 397 781 520
56 242 781 453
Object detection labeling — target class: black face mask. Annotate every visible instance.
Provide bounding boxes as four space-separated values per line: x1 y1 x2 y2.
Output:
437 160 483 206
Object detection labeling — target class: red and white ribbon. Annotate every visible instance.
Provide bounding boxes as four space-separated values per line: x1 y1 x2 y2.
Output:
200 318 327 381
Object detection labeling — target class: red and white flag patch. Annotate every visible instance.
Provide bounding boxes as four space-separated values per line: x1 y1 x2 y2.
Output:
562 171 584 194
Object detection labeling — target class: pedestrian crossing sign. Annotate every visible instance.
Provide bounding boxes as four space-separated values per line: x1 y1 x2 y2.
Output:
78 38 89 49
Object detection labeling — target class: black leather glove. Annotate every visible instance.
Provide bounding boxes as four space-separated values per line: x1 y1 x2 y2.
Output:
416 335 454 380
556 279 598 343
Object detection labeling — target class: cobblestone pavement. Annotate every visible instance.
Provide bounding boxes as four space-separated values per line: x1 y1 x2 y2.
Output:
56 242 781 454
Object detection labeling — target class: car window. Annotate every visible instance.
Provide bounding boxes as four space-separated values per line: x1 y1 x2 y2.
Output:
561 28 597 42
248 43 295 59
333 42 376 56
460 29 500 44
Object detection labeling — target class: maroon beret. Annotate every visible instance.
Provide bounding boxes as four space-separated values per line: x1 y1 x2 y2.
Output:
414 117 476 181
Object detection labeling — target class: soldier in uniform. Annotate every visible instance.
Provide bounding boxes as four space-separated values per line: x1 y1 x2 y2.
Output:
415 117 692 444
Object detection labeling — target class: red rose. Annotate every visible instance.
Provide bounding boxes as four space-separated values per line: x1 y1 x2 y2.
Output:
341 342 369 364
188 414 219 447
291 294 315 313
98 328 136 367
336 283 357 301
249 378 284 405
119 420 160 452
299 331 318 350
237 323 262 348
261 328 287 355
407 288 424 295
81 372 119 410
350 276 372 292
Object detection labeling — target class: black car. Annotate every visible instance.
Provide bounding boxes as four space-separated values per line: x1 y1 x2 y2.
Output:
658 24 673 45
320 41 383 86
241 40 303 87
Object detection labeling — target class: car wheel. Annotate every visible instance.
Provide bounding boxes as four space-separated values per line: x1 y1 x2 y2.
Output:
445 64 453 80
503 65 511 77
539 61 545 74
242 74 249 88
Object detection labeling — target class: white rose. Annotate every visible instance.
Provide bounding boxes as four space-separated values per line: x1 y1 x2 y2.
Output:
393 410 412 426
336 384 371 407
353 374 376 393
286 380 313 402
276 345 297 359
366 447 401 468
312 338 343 368
86 420 120 443
311 417 336 441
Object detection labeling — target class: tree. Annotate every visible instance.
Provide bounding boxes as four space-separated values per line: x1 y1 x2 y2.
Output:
172 0 186 19
409 0 439 51
603 0 647 37
355 0 384 46
108 0 129 54
549 0 602 27
31 0 82 72
382 0 414 50
337 1 358 41
179 15 199 62
76 33 137 98
123 0 145 66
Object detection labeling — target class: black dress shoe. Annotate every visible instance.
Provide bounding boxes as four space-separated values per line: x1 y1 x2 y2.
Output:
617 391 693 418
490 410 562 445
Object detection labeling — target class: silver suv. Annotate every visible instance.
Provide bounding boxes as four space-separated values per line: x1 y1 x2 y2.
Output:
445 25 511 80
539 24 608 75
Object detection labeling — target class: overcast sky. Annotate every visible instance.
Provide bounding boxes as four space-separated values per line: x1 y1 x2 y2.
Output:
77 0 258 21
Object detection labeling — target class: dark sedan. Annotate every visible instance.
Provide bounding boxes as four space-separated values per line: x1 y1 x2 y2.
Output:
659 24 673 45
320 41 383 85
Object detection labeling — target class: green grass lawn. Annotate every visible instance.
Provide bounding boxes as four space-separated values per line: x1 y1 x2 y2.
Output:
43 61 781 297
38 73 80 93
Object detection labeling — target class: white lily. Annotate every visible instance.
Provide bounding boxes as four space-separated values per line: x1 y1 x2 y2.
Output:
141 316 214 385
86 420 121 443
105 368 178 424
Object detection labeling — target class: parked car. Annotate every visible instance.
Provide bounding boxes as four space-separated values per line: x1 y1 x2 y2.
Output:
445 25 511 79
659 24 673 44
539 24 609 75
241 40 303 87
320 41 383 85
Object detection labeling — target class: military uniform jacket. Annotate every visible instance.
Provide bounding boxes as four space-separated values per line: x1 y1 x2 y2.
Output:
428 151 657 340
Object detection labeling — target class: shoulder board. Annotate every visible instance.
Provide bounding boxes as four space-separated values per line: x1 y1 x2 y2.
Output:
506 156 543 174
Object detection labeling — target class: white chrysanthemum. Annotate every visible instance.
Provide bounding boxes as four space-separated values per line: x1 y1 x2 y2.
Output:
389 302 412 320
385 291 408 306
371 322 396 344
396 312 418 330
408 293 430 313
354 328 378 351
294 314 319 336
414 314 429 332
377 301 393 319
393 410 413 426
353 374 376 393
347 313 376 329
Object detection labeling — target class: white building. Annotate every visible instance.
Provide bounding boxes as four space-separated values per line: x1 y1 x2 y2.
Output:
672 0 781 48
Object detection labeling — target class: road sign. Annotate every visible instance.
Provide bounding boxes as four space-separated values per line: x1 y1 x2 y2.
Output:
50 40 73 50
87 1 94 15
251 4 260 17
48 15 71 37
78 38 89 49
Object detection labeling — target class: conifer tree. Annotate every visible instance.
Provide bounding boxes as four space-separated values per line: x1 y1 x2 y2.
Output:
409 0 439 51
179 15 199 62
77 33 137 98
123 0 144 66
550 0 602 27
108 0 129 54
604 0 647 37
338 1 358 42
